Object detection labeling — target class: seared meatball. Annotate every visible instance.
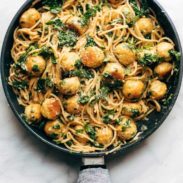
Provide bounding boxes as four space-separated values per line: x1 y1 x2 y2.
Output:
116 117 137 141
64 95 82 114
149 80 167 100
81 46 105 68
103 62 125 80
20 8 41 28
25 56 46 76
154 62 173 79
109 0 121 4
114 43 136 66
67 16 88 35
59 77 80 95
61 52 80 71
41 98 61 120
122 80 145 100
44 119 65 138
156 42 174 61
25 103 42 122
122 101 148 117
121 4 135 23
96 127 113 145
135 18 154 35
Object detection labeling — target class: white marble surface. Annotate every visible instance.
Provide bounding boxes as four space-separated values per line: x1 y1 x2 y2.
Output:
0 1 183 183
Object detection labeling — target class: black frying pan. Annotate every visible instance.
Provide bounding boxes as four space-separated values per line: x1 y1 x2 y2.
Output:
1 0 183 182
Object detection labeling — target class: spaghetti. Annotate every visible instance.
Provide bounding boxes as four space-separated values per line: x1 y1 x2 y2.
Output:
9 0 180 153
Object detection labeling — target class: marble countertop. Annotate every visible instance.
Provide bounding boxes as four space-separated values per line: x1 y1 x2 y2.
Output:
0 1 183 183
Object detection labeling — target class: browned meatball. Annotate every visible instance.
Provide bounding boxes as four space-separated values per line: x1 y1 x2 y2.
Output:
122 80 145 100
20 8 41 28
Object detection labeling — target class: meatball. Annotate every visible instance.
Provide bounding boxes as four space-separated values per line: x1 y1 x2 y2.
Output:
25 103 42 122
81 46 105 68
59 77 80 95
44 119 65 138
154 62 173 79
114 43 136 66
20 8 41 28
122 80 145 100
116 117 137 141
41 98 61 120
42 12 54 23
96 127 113 145
67 16 88 35
103 62 125 80
149 80 167 100
121 4 135 23
75 125 88 145
25 56 46 76
61 52 80 71
122 101 148 117
156 42 174 61
135 18 154 35
64 95 82 114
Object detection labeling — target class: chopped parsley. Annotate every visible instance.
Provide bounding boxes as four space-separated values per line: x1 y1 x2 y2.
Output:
58 29 78 47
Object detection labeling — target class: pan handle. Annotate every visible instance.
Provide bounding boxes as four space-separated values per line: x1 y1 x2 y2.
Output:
77 157 111 183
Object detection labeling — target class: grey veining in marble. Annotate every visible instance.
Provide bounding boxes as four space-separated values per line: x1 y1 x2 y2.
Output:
0 1 183 183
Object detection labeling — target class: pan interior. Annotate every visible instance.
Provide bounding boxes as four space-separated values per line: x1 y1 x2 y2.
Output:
1 0 182 157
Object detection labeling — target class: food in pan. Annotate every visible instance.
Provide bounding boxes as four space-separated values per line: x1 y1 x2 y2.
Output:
9 0 181 152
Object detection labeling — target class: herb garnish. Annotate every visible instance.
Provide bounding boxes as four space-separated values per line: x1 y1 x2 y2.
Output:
85 36 97 47
42 0 63 14
46 18 64 30
81 4 101 25
85 124 96 140
12 80 28 90
58 29 78 47
79 96 90 105
139 53 162 66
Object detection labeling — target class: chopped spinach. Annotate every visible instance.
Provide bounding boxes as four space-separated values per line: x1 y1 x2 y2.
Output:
76 129 84 134
81 5 101 25
58 29 78 47
32 65 40 72
85 124 96 140
129 0 150 17
12 80 28 90
36 78 53 92
39 46 57 64
46 18 64 30
139 53 162 66
42 0 63 14
131 109 140 118
169 50 181 62
79 95 90 105
85 36 97 47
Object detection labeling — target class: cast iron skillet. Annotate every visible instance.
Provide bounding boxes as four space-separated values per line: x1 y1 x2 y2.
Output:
1 0 183 182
